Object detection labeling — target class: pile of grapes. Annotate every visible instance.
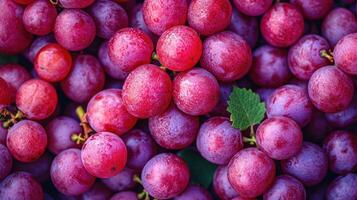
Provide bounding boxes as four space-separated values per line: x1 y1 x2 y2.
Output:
0 0 356 199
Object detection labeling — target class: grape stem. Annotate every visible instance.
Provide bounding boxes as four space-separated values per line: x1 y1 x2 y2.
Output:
133 174 142 185
243 125 256 145
0 108 25 128
71 106 95 145
320 49 334 63
151 52 159 61
134 175 158 200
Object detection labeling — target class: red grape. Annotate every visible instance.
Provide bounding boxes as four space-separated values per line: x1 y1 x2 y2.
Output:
0 172 44 200
110 191 137 200
24 34 55 63
188 0 232 36
149 104 199 150
22 0 57 36
7 120 47 162
201 31 252 82
290 0 333 19
213 166 239 200
288 34 331 80
228 148 276 198
233 0 273 16
323 130 357 174
0 77 13 106
88 0 128 39
157 25 202 71
142 0 188 35
334 33 357 75
108 28 154 72
16 79 58 120
122 129 157 169
61 55 105 103
81 182 113 200
174 185 213 200
260 3 304 47
249 45 291 87
13 0 34 4
0 0 33 54
263 175 306 200
0 144 12 180
34 43 72 82
59 0 94 8
81 132 127 178
122 64 172 118
50 148 95 196
327 173 357 200
281 142 328 186
46 116 81 154
308 66 354 113
141 153 190 199
197 117 243 165
86 89 137 136
54 9 96 51
101 167 137 192
173 68 220 116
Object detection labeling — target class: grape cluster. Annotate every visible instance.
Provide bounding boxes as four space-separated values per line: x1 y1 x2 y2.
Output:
0 0 357 200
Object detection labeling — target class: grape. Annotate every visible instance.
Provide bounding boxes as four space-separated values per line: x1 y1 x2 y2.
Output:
256 88 275 103
88 0 128 39
213 166 239 200
61 55 105 103
325 97 357 128
322 7 357 46
16 79 58 120
98 41 128 80
173 185 213 200
54 9 96 51
228 148 276 198
0 126 6 145
7 120 47 162
149 104 199 150
122 64 172 118
110 191 137 200
260 3 304 47
249 45 291 87
129 4 157 42
267 85 313 127
288 35 331 80
210 83 233 117
228 8 259 48
0 172 44 200
323 131 357 174
233 0 273 16
34 43 72 82
157 25 202 72
308 66 354 113
0 0 33 54
197 117 243 165
231 196 255 200
256 116 303 160
290 0 333 19
142 0 188 35
51 148 95 196
334 33 357 75
263 175 306 200
173 68 220 116
122 129 157 169
326 173 357 200
13 0 34 5
59 0 94 8
0 77 13 106
141 153 190 199
108 28 154 72
81 132 127 178
188 0 232 36
81 182 113 200
201 31 252 82
304 111 330 143
46 116 81 154
24 34 55 63
0 64 31 92
86 89 137 136
13 152 52 183
22 0 57 36
281 142 328 186
101 167 136 192
0 144 12 180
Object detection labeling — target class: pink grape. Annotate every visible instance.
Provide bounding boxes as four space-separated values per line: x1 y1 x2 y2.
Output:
326 173 357 200
98 41 128 80
263 175 306 200
23 34 55 63
0 144 12 180
290 0 333 19
213 166 239 200
59 0 94 9
101 167 137 192
233 0 273 16
334 33 357 75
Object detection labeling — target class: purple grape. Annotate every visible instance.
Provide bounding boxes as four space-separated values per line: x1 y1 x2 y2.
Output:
210 83 233 117
0 144 12 180
110 191 137 200
23 34 55 63
197 117 243 165
173 185 212 200
0 126 7 145
290 0 333 20
129 4 157 43
59 0 94 8
256 88 275 103
122 129 157 169
233 0 273 16
323 130 357 174
46 116 81 155
149 104 199 150
0 172 44 200
326 173 357 200
249 45 291 87
281 142 328 186
304 111 330 143
325 97 357 128
213 166 239 200
101 167 136 192
81 182 113 200
263 175 306 200
51 148 95 196
228 148 276 198
334 33 357 75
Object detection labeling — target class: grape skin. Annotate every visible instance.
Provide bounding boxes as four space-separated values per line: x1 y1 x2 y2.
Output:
263 175 306 200
0 126 6 145
210 83 233 117
7 120 47 163
0 64 31 93
325 98 357 128
213 166 239 200
101 167 137 192
174 185 213 200
50 148 95 196
24 34 55 63
334 33 357 75
326 173 357 200
129 4 158 43
110 191 137 200
233 0 273 16
59 0 95 9
290 0 333 20
0 144 12 180
98 41 128 80
0 77 13 106
81 182 113 200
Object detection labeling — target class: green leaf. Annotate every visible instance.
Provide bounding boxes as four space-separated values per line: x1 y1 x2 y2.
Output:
178 148 217 188
227 87 266 131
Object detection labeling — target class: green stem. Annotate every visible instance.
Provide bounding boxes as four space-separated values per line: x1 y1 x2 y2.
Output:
320 49 334 63
151 52 159 61
71 106 94 145
133 174 142 185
